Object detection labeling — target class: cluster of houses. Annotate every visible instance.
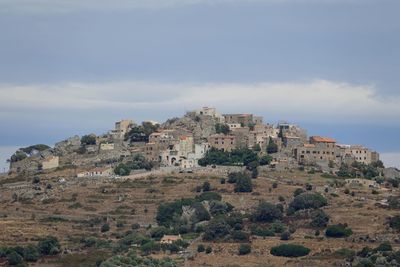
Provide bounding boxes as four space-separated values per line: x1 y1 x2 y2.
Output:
9 106 380 177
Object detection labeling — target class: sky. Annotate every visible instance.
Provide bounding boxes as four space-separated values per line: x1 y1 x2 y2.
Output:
0 0 399 171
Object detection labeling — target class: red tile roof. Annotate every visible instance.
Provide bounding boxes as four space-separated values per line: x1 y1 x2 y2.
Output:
310 136 336 143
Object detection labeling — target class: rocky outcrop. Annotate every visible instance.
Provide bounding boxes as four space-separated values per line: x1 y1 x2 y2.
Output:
54 135 81 156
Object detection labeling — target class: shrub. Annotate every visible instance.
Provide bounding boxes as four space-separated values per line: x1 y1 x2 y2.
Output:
7 251 23 266
231 231 250 242
270 221 285 233
325 224 352 238
375 242 392 252
250 225 275 237
132 223 141 230
37 236 61 255
150 227 169 240
196 192 222 202
251 201 283 222
205 246 212 254
272 182 278 189
389 215 400 230
288 193 327 212
305 183 313 191
197 244 205 253
192 202 211 222
203 218 231 241
280 231 291 240
344 188 350 194
259 155 273 166
234 173 253 193
101 223 110 233
270 244 310 257
202 181 211 192
310 209 330 228
23 245 39 262
278 196 285 202
238 244 251 255
293 188 305 197
220 178 226 184
209 201 229 216
81 134 96 145
114 163 130 176
32 176 40 184
141 241 160 255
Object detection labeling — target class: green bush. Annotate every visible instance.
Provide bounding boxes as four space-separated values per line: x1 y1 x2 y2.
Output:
293 188 305 197
325 224 353 238
23 245 39 262
234 173 253 193
270 244 310 257
7 251 23 266
310 209 330 228
250 225 274 237
150 227 169 240
238 244 251 255
280 231 291 240
251 201 283 222
37 236 61 255
205 246 212 254
203 218 231 241
192 202 211 222
202 181 211 192
196 192 222 202
389 215 400 230
375 242 392 252
101 223 110 233
288 193 327 212
259 155 273 166
81 134 96 145
231 231 250 242
197 244 205 253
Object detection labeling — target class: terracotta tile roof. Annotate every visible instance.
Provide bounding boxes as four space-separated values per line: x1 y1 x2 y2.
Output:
310 136 336 143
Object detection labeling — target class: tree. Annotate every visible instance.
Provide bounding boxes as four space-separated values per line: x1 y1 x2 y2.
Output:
202 181 211 192
270 244 310 257
280 231 291 240
81 134 96 146
234 173 253 193
293 188 305 197
259 155 273 165
38 236 61 255
114 163 130 176
23 245 39 262
251 201 283 222
192 202 211 222
288 193 327 213
310 209 330 228
7 251 23 266
238 244 251 255
325 224 353 238
215 123 230 135
197 244 205 253
252 144 261 152
203 218 231 241
205 246 212 254
101 223 110 233
266 137 278 154
126 122 159 142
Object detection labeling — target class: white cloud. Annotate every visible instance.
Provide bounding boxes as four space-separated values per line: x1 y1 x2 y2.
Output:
0 79 398 125
0 0 361 13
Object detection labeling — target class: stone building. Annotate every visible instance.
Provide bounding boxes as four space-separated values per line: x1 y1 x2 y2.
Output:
77 167 113 178
336 144 380 165
294 136 337 165
208 134 236 152
223 114 254 126
110 119 133 139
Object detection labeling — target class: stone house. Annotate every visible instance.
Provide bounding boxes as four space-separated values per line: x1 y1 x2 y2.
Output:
208 134 236 152
223 114 254 126
294 136 337 165
336 144 380 165
110 119 133 139
100 143 115 151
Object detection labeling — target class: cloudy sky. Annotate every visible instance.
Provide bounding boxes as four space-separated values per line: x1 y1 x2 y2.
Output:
0 0 399 171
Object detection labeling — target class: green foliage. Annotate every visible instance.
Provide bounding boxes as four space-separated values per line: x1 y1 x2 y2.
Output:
389 215 400 230
32 176 40 184
37 236 61 255
238 244 251 255
202 181 211 192
197 244 205 253
293 188 305 197
100 252 175 267
7 251 23 266
150 227 170 240
337 162 380 179
252 144 261 152
251 201 283 222
101 223 110 233
288 193 327 213
114 154 154 175
21 144 50 154
310 209 330 228
23 245 39 262
280 231 291 240
9 151 28 163
325 224 353 238
203 218 231 241
387 196 400 209
259 155 273 165
266 137 278 154
231 230 250 242
192 202 211 222
234 172 253 192
205 246 212 254
198 148 259 167
81 134 96 145
209 200 230 216
250 225 274 237
126 122 159 142
270 244 311 257
156 198 195 227
375 241 392 252
114 163 130 176
215 123 231 135
196 192 222 202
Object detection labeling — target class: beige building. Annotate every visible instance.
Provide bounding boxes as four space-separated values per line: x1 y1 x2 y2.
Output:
294 136 337 165
337 144 380 165
143 142 160 162
160 235 182 244
41 156 59 170
178 135 194 158
110 119 133 139
223 114 254 126
208 134 236 152
100 143 115 151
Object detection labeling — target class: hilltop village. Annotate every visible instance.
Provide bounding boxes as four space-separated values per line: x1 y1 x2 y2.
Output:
8 107 382 177
2 107 400 267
